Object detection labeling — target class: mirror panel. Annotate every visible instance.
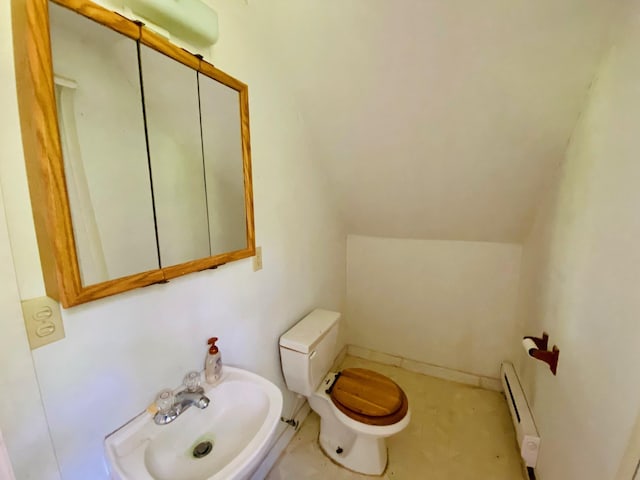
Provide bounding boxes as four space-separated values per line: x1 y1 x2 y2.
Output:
139 45 210 267
49 3 159 285
198 73 248 255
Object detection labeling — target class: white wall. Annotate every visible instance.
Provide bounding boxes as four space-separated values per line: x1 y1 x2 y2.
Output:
515 3 640 478
0 429 17 480
0 192 61 480
0 1 61 477
347 235 521 378
262 0 616 244
1 1 345 479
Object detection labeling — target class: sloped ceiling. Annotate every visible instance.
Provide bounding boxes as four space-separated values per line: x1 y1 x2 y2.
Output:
257 0 617 242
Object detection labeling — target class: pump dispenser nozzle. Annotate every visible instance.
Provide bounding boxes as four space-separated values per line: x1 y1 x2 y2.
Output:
208 337 219 354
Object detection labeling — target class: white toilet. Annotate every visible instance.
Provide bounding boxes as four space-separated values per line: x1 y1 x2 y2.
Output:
279 309 411 475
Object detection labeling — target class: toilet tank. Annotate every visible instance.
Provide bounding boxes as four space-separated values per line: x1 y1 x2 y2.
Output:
279 309 341 397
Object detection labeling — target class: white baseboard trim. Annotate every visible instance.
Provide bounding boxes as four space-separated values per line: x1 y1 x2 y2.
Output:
250 402 311 480
347 345 503 392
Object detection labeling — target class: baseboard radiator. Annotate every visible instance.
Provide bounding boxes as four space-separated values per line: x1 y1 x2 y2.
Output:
501 362 540 468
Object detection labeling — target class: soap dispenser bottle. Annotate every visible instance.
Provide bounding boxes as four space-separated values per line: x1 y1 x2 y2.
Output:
205 337 222 384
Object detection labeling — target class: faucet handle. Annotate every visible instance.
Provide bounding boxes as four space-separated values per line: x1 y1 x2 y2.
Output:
183 371 202 392
155 389 175 414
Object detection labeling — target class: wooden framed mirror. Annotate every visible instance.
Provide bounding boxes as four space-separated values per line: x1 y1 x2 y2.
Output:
12 0 255 307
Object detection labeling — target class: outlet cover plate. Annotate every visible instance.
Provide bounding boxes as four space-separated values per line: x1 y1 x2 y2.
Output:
21 296 65 350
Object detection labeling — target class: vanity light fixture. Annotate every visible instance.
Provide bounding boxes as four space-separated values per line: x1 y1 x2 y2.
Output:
124 0 219 47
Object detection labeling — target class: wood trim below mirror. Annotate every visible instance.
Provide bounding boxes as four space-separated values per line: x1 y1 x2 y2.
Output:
11 0 256 307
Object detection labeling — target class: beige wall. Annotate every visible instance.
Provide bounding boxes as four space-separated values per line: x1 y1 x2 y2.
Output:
515 4 640 479
347 235 522 378
0 0 345 478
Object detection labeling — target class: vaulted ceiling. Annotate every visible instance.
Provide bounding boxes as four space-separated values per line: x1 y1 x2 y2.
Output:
258 0 617 242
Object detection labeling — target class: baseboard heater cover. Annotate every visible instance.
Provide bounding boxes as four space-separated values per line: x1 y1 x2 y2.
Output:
501 362 540 468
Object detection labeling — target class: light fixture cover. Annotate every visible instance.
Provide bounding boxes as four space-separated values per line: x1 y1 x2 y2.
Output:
124 0 219 46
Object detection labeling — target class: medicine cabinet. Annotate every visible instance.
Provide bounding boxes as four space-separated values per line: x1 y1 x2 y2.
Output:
12 0 255 307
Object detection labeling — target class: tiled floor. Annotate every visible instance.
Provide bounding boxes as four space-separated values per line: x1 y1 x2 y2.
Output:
266 356 527 480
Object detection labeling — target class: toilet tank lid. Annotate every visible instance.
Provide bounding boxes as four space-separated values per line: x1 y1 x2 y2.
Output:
279 309 341 354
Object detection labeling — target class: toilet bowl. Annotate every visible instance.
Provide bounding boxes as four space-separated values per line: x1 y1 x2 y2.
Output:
279 310 410 475
311 369 411 474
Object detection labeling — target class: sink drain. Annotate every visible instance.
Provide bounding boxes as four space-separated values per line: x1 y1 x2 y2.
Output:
193 441 213 459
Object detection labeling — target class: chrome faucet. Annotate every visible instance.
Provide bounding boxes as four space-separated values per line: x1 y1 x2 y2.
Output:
153 371 210 426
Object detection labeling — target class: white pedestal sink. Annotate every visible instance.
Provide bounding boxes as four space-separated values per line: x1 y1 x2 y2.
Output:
105 367 283 480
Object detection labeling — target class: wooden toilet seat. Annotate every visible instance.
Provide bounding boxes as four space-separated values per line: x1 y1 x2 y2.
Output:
330 368 409 426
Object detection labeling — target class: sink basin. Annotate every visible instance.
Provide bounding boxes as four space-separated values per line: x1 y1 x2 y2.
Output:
105 367 283 480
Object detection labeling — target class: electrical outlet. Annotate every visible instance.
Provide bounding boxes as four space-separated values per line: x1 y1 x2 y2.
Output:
21 296 65 350
253 246 263 271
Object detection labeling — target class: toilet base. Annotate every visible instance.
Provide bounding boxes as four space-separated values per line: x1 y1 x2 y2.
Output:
317 411 388 475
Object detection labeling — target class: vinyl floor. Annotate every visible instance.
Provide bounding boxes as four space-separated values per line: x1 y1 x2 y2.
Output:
266 356 528 480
